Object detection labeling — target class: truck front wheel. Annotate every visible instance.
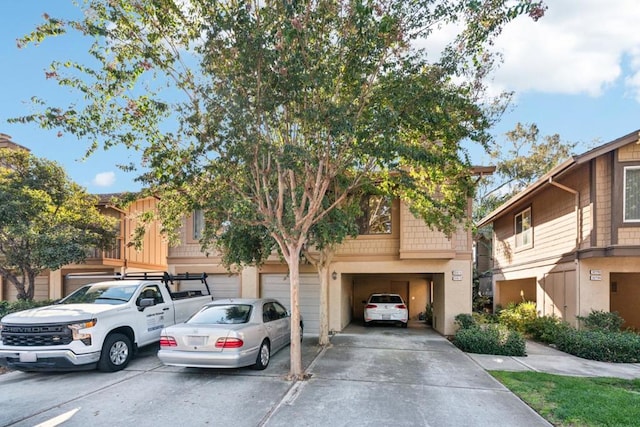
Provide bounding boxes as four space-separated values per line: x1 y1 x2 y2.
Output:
98 333 133 372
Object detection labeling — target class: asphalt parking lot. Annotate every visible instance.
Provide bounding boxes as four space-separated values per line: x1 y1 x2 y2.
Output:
0 322 549 427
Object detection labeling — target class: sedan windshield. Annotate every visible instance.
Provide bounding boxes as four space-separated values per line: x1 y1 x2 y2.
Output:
188 304 252 325
58 284 136 305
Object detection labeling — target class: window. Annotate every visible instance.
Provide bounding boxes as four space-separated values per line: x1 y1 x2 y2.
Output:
138 285 164 305
514 207 532 249
356 194 392 235
263 302 288 322
193 209 204 240
624 166 640 222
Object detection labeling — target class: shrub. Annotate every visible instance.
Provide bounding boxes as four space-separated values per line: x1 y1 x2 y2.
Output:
424 303 433 326
453 323 526 356
0 299 56 318
455 313 476 330
524 315 572 344
473 293 492 313
473 312 499 325
577 310 624 332
555 329 640 363
498 301 537 333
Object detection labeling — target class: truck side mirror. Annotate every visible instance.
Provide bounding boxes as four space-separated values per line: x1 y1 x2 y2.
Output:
138 298 156 311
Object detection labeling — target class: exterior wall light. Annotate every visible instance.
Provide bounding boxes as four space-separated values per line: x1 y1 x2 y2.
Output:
332 271 337 280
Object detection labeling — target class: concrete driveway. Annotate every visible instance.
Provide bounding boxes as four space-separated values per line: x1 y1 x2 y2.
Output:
0 322 549 427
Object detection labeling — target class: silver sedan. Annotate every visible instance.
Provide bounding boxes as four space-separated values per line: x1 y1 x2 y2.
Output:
157 298 302 370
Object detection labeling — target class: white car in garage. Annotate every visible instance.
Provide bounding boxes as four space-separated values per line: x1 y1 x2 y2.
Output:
363 293 408 328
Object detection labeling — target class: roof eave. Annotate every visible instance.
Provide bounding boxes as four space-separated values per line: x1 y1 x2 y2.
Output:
477 128 640 228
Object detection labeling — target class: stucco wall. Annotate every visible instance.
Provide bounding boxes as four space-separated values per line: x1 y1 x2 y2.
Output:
578 257 640 320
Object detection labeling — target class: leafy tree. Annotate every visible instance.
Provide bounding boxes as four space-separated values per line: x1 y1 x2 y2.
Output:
0 148 118 300
13 0 546 378
474 122 578 222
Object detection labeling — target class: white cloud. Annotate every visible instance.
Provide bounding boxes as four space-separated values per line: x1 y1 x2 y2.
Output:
490 0 640 99
92 171 116 187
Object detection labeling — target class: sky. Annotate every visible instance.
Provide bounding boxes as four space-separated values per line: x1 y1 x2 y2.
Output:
1 1 640 194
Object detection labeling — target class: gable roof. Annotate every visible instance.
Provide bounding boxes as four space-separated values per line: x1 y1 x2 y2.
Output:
0 133 30 151
477 128 640 227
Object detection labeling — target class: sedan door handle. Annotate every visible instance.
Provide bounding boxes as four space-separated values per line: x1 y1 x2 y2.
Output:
163 307 170 311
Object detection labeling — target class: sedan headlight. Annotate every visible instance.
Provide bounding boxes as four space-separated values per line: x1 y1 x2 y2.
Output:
68 319 97 345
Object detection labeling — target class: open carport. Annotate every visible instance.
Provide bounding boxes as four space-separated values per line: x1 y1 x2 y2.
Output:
348 273 432 323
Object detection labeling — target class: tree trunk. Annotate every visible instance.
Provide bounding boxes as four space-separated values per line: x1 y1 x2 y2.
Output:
318 263 330 346
286 248 303 379
5 272 29 301
26 271 36 300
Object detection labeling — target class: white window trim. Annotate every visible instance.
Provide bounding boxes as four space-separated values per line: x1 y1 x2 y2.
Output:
193 209 204 240
623 166 640 223
514 207 533 249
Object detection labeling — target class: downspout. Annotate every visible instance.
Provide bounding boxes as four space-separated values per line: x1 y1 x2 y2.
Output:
548 177 580 321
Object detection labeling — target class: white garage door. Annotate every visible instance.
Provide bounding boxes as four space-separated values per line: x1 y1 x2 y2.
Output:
261 273 320 335
179 274 240 299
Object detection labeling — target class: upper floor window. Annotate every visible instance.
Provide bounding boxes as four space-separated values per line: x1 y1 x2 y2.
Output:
193 209 205 240
514 207 532 249
624 166 640 222
356 194 392 235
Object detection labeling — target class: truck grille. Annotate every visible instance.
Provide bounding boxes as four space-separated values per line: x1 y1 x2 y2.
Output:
1 323 73 346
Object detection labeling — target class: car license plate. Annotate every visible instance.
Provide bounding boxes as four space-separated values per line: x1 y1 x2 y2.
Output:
187 336 206 346
382 315 390 320
19 352 37 362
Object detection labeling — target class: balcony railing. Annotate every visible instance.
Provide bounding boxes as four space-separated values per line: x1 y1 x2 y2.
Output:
86 238 122 260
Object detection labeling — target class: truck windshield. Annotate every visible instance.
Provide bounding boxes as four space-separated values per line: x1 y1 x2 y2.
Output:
59 284 137 305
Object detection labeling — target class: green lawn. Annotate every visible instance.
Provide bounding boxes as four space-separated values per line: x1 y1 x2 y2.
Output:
491 371 640 426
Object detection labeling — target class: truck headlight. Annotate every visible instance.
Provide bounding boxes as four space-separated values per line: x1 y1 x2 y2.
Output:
68 319 97 345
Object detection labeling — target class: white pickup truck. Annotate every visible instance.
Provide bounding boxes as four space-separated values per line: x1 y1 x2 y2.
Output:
0 272 212 372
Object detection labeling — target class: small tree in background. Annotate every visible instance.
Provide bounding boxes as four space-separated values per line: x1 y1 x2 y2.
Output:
0 148 118 300
474 122 579 223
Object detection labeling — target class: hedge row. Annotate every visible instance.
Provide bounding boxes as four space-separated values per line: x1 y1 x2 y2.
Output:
452 307 640 363
452 314 526 356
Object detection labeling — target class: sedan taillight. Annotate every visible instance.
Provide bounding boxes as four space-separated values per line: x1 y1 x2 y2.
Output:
215 337 244 348
365 304 377 309
396 304 407 309
160 336 177 347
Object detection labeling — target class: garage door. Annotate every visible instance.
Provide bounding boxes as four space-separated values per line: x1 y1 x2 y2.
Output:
180 274 240 299
261 273 320 334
